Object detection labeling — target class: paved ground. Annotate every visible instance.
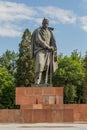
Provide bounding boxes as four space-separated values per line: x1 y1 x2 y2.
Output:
0 123 87 130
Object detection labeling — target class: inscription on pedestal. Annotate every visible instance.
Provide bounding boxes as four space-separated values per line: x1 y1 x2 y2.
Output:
43 95 56 104
49 96 56 104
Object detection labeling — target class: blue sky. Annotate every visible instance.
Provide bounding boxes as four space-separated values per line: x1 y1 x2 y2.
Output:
0 0 87 56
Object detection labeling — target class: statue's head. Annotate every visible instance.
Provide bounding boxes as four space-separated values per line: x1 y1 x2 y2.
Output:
42 18 49 28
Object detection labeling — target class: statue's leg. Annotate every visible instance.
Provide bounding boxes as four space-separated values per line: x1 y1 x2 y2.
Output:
35 72 42 84
45 67 49 84
44 53 50 84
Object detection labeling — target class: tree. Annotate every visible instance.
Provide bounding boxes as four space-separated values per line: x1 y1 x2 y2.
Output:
15 29 35 87
70 50 85 103
0 50 18 76
64 84 77 103
83 52 87 103
53 50 85 103
0 67 15 108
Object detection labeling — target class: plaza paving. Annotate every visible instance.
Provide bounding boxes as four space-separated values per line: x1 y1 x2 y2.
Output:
0 123 87 130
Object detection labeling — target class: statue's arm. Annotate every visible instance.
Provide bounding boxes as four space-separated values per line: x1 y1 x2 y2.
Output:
36 31 51 50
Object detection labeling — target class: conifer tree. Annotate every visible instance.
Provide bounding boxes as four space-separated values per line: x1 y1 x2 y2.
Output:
16 29 35 86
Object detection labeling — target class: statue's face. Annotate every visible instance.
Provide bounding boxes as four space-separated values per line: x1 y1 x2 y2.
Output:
42 19 49 29
43 23 49 28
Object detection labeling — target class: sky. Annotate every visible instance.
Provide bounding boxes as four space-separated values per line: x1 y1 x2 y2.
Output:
0 0 87 56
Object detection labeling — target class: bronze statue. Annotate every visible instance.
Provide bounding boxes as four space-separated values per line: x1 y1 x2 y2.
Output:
31 18 58 85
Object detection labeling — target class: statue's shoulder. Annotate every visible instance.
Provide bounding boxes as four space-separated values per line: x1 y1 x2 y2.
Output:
48 27 54 33
32 27 41 34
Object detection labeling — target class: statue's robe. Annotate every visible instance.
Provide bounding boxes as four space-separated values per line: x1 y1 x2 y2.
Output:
31 27 58 74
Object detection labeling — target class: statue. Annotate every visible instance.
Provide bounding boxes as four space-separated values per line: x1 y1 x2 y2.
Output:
31 18 58 86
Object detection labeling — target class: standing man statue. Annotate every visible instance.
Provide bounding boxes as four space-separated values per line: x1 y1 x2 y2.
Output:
31 18 58 85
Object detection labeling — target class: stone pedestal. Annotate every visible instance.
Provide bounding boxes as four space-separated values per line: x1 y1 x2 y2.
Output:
0 87 87 123
15 87 70 122
16 87 63 109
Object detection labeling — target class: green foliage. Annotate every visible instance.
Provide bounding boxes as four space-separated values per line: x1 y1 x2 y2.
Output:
53 50 85 103
83 52 87 103
0 67 15 108
15 29 35 87
0 50 18 76
64 84 77 103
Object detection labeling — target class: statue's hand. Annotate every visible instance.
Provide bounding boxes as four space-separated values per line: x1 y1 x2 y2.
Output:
46 45 54 52
50 46 54 52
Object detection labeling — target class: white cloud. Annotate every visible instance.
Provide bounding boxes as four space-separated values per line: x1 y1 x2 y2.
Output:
79 0 87 31
0 1 37 37
36 6 76 24
0 1 77 24
79 16 87 31
0 1 37 21
0 23 22 37
0 0 87 37
0 1 85 37
81 26 87 31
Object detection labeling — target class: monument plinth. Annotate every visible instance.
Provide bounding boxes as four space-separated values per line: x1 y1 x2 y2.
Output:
16 87 63 109
0 86 87 123
15 86 74 123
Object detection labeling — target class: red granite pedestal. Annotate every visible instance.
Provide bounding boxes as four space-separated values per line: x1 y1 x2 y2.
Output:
15 87 73 122
15 87 87 123
0 86 87 123
16 87 63 108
